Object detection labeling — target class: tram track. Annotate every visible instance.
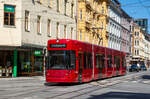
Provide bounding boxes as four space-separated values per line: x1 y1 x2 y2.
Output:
2 84 61 98
1 71 149 99
46 80 122 99
46 71 149 99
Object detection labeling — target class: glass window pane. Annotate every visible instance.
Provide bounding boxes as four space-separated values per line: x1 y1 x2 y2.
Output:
4 13 9 25
48 50 76 70
10 13 15 25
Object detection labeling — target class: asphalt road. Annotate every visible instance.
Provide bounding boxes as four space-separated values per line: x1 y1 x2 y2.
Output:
0 70 150 99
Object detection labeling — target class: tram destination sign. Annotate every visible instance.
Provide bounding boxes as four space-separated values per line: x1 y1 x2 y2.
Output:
50 44 66 48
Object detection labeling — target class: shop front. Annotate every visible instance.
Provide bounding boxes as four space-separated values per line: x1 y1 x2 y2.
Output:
0 47 44 78
18 49 44 77
0 51 13 77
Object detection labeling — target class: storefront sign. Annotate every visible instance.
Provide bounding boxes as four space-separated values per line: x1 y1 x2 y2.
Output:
50 44 66 48
4 5 15 12
34 50 42 56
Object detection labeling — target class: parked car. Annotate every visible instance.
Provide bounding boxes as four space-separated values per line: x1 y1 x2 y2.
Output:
140 65 147 71
129 64 140 72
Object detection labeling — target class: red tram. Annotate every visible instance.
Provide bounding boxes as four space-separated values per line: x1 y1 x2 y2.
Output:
46 39 126 83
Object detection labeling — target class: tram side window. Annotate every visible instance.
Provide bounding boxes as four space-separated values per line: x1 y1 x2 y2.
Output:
88 53 92 69
122 56 126 68
95 54 99 68
101 54 105 68
95 54 105 69
107 55 112 68
83 52 87 69
70 51 76 69
83 52 92 69
78 53 82 70
114 56 117 68
115 56 120 69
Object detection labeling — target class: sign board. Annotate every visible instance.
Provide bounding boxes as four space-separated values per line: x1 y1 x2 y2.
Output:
34 50 42 56
50 44 66 48
4 5 15 12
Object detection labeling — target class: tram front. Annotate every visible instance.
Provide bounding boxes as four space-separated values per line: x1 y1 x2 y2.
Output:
46 40 78 83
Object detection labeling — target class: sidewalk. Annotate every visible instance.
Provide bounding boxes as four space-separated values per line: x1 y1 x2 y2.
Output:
0 76 45 81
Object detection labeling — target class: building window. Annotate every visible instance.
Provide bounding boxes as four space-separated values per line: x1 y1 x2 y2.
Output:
137 50 139 55
135 50 136 55
25 10 30 32
48 0 52 8
71 27 73 39
101 7 104 14
64 0 67 15
56 22 59 38
80 10 82 20
57 0 59 11
47 19 51 36
71 3 74 18
79 30 82 40
137 32 139 36
135 49 139 55
64 25 67 38
4 5 15 26
37 16 41 34
135 32 139 37
137 40 139 46
135 40 136 46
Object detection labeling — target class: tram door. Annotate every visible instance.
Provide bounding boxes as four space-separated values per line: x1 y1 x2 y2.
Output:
78 53 82 83
115 56 120 76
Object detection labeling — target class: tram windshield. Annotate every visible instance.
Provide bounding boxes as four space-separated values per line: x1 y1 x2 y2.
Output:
47 50 76 70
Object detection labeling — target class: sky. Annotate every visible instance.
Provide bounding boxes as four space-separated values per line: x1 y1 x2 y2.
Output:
119 0 150 33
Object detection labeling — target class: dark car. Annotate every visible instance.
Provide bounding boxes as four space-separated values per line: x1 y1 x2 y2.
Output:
140 65 147 71
129 64 140 72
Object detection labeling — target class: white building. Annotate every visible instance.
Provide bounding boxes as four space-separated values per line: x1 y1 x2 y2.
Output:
108 2 121 51
0 0 76 77
108 0 131 55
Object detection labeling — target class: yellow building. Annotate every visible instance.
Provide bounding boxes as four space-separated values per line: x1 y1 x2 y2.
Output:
77 0 109 47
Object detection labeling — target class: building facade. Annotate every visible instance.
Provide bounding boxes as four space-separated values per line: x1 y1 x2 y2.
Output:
0 0 76 77
77 0 109 47
131 23 150 67
108 0 131 54
120 9 131 54
108 0 121 51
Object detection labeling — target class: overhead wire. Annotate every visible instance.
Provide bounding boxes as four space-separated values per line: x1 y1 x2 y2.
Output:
138 0 150 33
121 0 150 7
120 0 150 33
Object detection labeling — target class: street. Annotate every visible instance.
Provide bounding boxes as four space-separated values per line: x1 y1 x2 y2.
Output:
0 71 150 99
